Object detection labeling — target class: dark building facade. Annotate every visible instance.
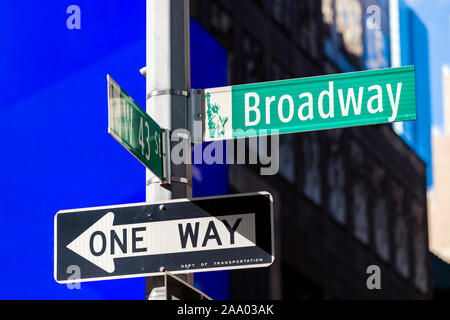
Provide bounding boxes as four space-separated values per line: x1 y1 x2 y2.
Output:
191 0 431 299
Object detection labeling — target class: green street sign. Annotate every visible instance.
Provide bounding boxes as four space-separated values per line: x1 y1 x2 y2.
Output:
203 66 416 141
107 75 164 181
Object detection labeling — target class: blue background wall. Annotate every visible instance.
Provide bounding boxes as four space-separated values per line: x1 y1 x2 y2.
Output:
0 1 228 299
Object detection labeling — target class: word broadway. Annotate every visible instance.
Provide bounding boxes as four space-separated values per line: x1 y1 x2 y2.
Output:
204 66 416 141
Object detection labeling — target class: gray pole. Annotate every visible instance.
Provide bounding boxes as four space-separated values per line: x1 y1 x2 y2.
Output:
145 0 192 299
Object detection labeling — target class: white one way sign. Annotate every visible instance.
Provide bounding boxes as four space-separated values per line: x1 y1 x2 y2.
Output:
54 192 274 283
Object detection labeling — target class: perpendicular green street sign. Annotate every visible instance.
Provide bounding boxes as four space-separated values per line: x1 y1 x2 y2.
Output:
203 66 417 141
107 75 165 181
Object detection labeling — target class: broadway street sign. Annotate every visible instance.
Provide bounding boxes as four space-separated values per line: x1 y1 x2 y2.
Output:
54 192 274 283
203 66 416 141
107 75 165 180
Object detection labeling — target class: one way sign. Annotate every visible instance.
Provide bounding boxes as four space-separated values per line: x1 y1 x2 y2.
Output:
54 192 274 283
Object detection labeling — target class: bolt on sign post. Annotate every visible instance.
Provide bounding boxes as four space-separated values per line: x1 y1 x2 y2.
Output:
202 66 416 141
107 75 166 181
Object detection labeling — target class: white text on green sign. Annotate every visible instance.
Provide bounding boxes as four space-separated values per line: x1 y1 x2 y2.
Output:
107 75 164 180
203 66 416 141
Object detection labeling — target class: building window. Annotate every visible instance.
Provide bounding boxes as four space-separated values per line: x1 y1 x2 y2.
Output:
303 132 322 205
268 57 290 81
353 181 368 244
322 0 334 25
271 0 293 31
242 33 264 83
321 0 364 69
297 0 319 59
412 200 429 293
393 181 410 278
210 2 233 37
372 163 390 262
327 129 346 223
279 134 295 184
350 140 369 244
335 0 363 57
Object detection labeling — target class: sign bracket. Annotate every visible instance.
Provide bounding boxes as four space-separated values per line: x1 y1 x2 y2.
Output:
146 88 190 100
188 88 204 144
161 128 172 185
146 128 192 186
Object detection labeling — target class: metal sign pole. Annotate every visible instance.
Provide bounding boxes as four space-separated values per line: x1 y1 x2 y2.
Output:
146 0 192 299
